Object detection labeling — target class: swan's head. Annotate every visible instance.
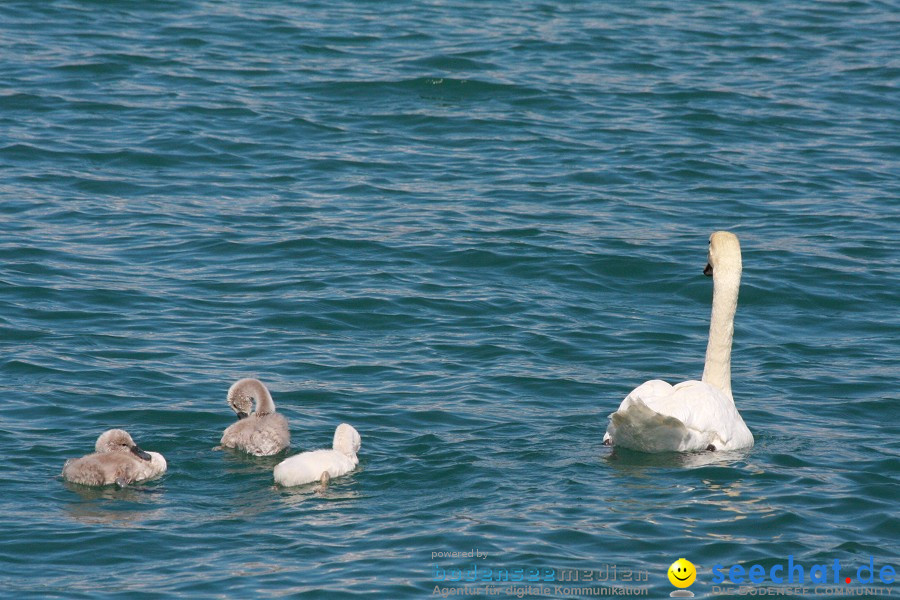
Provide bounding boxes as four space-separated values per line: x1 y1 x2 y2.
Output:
94 429 152 461
333 423 361 457
227 378 274 418
704 231 742 278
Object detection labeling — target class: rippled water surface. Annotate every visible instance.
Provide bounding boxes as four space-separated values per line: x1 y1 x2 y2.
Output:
1 1 898 598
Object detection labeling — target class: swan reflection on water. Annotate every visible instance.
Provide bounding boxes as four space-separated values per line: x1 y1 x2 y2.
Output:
61 481 167 526
275 477 363 509
604 445 754 469
602 446 777 531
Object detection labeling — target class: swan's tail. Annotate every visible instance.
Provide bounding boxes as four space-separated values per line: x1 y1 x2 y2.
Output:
606 400 696 453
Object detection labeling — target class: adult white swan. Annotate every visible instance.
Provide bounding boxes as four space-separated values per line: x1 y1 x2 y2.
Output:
603 231 753 452
220 378 290 456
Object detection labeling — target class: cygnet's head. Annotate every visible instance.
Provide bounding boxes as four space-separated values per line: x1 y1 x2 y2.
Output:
94 429 152 461
704 231 742 279
333 423 361 456
227 378 275 419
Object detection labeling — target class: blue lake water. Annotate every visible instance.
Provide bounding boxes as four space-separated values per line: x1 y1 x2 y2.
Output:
1 1 898 598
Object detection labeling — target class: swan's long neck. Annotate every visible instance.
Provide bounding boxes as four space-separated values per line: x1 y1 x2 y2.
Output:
251 382 276 416
702 269 740 398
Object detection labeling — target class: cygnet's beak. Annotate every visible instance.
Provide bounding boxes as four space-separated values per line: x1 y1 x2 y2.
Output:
130 445 152 461
236 411 249 420
703 263 713 276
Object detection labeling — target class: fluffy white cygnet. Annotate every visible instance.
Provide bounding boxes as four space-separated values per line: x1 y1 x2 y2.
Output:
274 423 361 487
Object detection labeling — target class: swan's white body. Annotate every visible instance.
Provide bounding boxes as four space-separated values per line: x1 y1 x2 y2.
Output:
274 424 360 487
604 231 753 452
605 379 752 452
62 429 168 487
220 379 290 456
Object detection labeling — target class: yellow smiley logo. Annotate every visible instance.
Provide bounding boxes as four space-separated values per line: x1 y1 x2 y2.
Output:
668 558 697 588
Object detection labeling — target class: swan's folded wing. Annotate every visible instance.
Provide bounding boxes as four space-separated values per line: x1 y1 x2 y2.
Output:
664 381 743 448
606 380 724 451
607 380 751 451
604 380 674 447
609 400 696 452
616 379 674 413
